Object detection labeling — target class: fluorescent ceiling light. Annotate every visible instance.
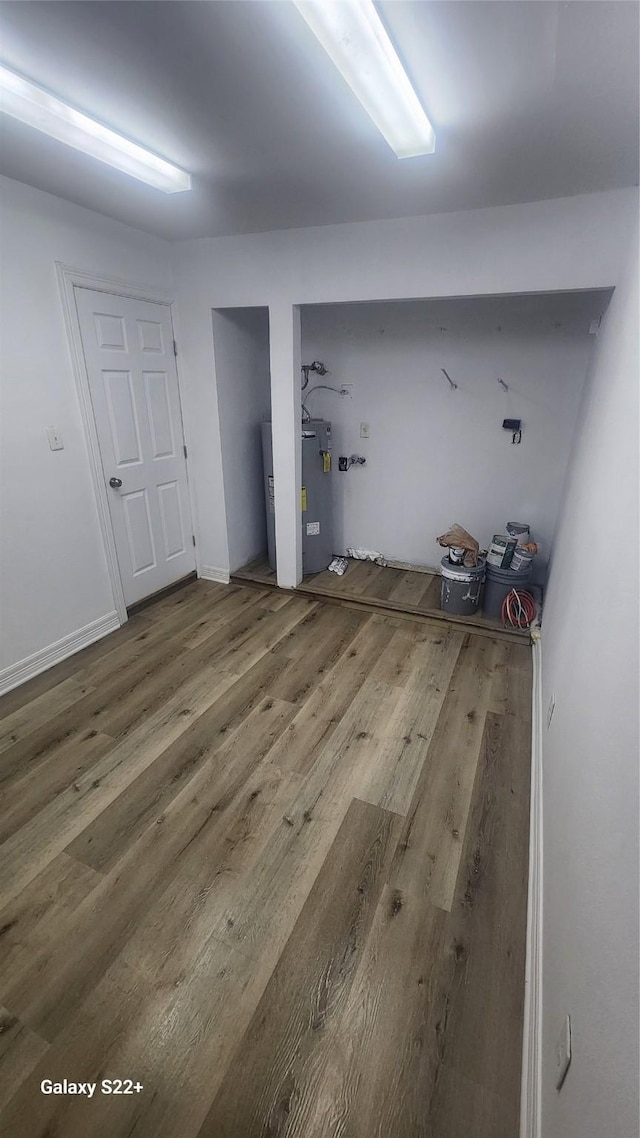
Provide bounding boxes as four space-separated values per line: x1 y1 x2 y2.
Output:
292 0 435 158
0 64 191 193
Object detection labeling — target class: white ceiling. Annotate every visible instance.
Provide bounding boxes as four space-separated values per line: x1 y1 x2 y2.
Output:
0 1 638 240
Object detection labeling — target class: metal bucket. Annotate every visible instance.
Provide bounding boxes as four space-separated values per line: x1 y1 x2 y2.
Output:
506 521 530 546
510 546 534 573
487 535 517 569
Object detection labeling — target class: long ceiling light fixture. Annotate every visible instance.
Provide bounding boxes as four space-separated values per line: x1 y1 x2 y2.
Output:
0 64 191 193
292 0 435 158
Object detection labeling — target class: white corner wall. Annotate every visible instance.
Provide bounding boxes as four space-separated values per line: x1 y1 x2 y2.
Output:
172 188 638 587
539 214 639 1137
0 175 174 685
301 293 605 580
212 307 271 573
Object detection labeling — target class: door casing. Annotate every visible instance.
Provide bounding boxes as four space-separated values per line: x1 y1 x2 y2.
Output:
56 262 197 625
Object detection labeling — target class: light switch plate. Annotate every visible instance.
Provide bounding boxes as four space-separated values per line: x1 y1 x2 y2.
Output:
555 1014 572 1090
360 422 370 439
46 426 64 451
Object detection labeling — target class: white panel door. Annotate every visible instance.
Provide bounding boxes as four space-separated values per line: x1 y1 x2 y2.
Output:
75 288 195 606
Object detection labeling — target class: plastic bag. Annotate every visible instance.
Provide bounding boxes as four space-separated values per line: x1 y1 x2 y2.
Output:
436 523 480 568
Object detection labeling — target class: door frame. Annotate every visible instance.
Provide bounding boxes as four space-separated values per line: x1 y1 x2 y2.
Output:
56 262 192 625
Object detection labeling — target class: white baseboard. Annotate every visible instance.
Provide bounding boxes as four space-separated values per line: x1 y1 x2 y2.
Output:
199 565 230 585
520 631 543 1138
0 611 121 697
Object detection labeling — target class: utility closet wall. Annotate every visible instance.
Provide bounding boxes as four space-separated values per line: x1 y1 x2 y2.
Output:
173 188 637 587
301 292 608 582
213 307 271 574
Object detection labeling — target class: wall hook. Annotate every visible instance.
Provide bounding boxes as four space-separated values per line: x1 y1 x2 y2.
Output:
496 377 509 392
441 368 457 391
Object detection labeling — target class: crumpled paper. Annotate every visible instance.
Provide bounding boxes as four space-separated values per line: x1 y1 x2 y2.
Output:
436 523 480 568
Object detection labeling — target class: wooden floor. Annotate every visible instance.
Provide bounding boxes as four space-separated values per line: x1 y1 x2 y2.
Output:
232 554 530 641
0 579 532 1138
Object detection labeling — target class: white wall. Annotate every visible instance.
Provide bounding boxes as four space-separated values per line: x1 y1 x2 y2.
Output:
540 218 639 1137
301 293 607 580
0 175 174 681
212 307 271 573
172 188 638 586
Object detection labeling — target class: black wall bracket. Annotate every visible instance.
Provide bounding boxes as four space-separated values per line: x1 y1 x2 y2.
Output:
503 418 522 445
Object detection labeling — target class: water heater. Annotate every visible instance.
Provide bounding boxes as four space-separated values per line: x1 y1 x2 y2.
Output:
261 420 334 576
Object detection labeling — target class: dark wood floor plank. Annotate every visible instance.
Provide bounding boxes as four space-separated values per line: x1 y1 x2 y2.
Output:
212 595 317 676
296 566 349 596
0 1008 49 1113
426 1062 518 1138
0 598 316 908
487 638 533 718
198 797 402 1138
277 711 529 1137
0 853 102 992
0 579 224 724
420 572 445 609
233 555 529 642
336 559 386 595
360 624 465 814
367 619 452 689
0 590 243 790
0 580 532 1138
0 729 115 846
0 747 249 1040
1 688 301 1039
0 610 153 719
282 879 450 1138
82 589 285 739
264 615 396 779
67 689 298 875
434 711 530 1112
0 959 162 1138
117 747 304 989
362 564 405 599
0 675 97 755
74 581 245 689
389 634 504 912
389 568 435 607
0 665 239 911
268 604 365 704
207 676 416 967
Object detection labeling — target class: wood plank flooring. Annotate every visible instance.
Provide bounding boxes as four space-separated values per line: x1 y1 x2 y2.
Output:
232 554 530 641
0 579 532 1138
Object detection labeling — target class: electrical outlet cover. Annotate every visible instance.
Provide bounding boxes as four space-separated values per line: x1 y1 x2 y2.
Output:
46 426 64 451
555 1015 572 1090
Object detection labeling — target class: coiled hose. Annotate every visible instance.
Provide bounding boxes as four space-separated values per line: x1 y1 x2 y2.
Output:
501 588 537 629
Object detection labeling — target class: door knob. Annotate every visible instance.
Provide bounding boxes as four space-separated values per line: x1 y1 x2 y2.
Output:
109 477 123 488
